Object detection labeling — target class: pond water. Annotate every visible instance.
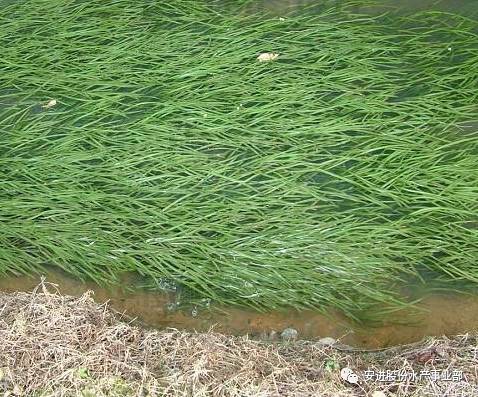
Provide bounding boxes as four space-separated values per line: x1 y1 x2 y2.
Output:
1 268 478 348
1 0 477 348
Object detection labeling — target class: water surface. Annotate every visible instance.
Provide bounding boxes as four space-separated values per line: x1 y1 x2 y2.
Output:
1 0 476 348
242 0 478 15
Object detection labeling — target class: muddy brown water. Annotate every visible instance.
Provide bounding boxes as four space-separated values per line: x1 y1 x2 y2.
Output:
1 269 477 348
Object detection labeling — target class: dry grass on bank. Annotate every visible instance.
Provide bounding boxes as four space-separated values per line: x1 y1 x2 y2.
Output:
0 284 477 397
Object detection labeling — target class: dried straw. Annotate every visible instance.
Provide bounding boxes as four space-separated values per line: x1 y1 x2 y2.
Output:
0 284 476 396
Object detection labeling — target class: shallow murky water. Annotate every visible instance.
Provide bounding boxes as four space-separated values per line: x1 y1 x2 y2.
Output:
1 268 478 348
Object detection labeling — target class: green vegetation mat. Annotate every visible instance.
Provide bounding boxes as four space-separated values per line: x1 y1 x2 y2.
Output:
1 0 477 320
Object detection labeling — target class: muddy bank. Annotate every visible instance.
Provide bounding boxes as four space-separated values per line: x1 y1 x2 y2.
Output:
0 284 477 396
2 270 478 349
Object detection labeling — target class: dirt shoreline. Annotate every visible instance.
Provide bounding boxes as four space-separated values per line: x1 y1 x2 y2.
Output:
0 284 476 396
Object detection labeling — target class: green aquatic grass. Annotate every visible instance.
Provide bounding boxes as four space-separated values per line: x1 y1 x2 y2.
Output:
0 0 477 321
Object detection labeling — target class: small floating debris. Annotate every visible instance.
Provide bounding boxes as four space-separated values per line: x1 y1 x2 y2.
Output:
41 99 57 109
191 307 198 317
257 52 279 62
166 302 178 313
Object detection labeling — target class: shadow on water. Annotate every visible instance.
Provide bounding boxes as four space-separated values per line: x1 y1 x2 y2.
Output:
1 268 477 349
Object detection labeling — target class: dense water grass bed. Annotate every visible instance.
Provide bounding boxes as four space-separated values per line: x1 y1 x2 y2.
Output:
0 0 477 321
